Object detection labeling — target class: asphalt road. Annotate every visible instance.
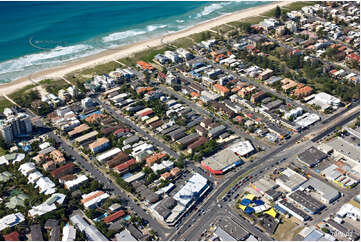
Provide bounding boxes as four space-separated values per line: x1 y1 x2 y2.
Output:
168 104 359 240
95 97 180 159
201 56 320 118
29 112 173 240
159 84 271 150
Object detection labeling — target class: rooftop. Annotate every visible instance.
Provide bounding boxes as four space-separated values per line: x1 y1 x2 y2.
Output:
300 177 340 203
202 149 241 172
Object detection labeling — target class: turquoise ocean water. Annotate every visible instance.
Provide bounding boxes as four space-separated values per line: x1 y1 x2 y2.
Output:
0 1 267 82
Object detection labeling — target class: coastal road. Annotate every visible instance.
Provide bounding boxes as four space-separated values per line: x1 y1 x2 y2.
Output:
95 97 180 159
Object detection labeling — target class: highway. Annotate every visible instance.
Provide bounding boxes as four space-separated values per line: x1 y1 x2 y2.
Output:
167 104 359 240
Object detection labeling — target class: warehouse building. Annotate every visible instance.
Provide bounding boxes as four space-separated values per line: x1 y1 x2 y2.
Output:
325 137 360 165
277 200 310 222
227 140 255 157
201 149 242 175
299 177 340 204
297 146 327 168
288 190 325 214
276 168 307 192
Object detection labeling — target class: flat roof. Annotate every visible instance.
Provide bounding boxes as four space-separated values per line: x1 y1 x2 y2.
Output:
326 137 360 162
278 200 310 220
298 146 327 166
276 168 307 190
227 140 255 156
252 177 277 192
74 130 98 143
300 177 339 202
97 148 121 162
202 149 241 171
289 190 325 213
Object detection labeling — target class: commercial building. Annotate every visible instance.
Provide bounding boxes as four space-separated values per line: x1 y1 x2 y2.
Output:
325 137 360 165
288 190 325 214
227 140 255 157
299 177 340 204
0 110 32 143
307 92 341 111
250 178 278 196
202 149 242 175
321 164 358 189
173 173 209 207
297 146 327 167
277 200 310 222
276 168 307 192
88 137 110 154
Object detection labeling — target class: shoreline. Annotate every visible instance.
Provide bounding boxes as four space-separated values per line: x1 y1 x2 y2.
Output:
0 1 294 96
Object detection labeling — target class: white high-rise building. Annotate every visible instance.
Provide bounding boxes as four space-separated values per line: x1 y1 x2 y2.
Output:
0 111 32 143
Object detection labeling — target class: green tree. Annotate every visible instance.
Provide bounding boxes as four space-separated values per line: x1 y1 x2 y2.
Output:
275 5 281 18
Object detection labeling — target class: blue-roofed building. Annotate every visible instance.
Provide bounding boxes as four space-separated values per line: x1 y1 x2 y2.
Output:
79 110 102 121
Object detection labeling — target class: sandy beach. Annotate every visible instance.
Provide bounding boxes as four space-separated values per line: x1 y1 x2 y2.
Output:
0 1 293 96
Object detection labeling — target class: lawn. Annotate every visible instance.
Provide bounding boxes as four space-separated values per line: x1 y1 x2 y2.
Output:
0 97 13 112
273 217 304 241
40 78 70 94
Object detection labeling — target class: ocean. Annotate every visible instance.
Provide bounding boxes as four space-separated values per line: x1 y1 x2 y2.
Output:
0 1 268 83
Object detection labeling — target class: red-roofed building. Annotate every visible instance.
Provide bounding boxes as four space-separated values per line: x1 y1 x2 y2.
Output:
3 231 19 241
137 61 154 71
139 109 153 117
250 91 266 103
294 85 313 98
114 159 136 174
170 167 181 177
136 87 153 95
157 72 167 81
104 210 125 224
338 46 347 51
235 115 244 123
146 153 166 166
190 92 200 98
50 163 74 179
213 83 230 96
246 113 253 119
160 172 172 180
347 53 360 63
113 128 131 138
